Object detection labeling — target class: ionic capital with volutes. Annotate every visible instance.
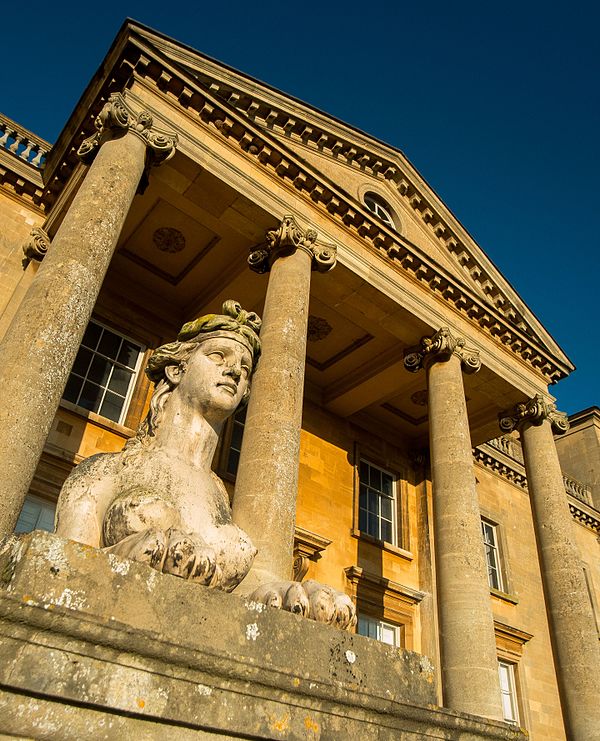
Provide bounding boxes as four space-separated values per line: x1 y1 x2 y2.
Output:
403 327 481 374
22 226 50 267
499 394 569 435
77 93 178 167
248 215 337 274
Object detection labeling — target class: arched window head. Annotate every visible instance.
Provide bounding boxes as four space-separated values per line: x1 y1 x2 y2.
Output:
364 192 396 230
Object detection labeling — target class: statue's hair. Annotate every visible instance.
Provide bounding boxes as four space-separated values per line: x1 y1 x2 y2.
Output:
123 300 261 457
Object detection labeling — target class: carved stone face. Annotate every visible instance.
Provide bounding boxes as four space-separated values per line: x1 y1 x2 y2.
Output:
175 336 253 422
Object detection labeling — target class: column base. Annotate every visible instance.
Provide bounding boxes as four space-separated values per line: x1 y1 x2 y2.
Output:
0 532 524 740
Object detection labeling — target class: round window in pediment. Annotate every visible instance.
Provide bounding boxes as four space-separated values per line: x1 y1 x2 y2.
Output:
364 192 397 230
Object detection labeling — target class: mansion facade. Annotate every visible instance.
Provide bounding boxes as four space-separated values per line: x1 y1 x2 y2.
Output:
0 20 598 740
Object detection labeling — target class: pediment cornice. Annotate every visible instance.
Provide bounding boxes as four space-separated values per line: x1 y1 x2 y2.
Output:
42 23 573 384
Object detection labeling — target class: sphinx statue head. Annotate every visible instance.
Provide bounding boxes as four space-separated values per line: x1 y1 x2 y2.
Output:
126 300 261 451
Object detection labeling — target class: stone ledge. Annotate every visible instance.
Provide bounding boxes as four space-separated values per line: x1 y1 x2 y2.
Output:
0 532 526 740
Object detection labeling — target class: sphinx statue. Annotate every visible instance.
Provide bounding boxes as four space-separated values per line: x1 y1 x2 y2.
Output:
55 301 355 628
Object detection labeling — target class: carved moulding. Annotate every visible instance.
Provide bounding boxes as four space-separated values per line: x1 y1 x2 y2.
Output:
22 226 50 267
292 526 332 581
77 93 178 168
403 327 481 374
248 215 337 274
499 393 569 435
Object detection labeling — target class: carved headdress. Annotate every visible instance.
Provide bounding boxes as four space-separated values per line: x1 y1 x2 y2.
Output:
146 300 262 383
126 301 261 451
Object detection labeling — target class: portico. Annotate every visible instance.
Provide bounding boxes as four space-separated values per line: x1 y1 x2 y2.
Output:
0 20 595 740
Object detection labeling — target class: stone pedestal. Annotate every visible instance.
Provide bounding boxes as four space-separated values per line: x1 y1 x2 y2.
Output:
0 532 525 740
501 395 600 741
405 329 503 721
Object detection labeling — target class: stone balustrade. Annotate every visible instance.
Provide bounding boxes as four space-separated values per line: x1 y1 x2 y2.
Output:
563 473 593 506
487 434 524 463
0 113 49 168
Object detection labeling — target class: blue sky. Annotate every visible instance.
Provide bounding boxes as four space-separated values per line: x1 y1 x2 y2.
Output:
2 1 598 414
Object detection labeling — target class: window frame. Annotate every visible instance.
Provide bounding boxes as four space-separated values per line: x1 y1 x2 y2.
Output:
15 492 57 534
494 619 532 731
62 319 145 427
363 191 397 231
358 458 398 546
353 446 409 552
498 660 520 726
481 517 504 592
357 614 402 648
217 406 247 482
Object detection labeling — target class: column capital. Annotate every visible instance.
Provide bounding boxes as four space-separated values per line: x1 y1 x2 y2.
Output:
248 215 337 274
22 226 50 267
499 393 570 435
403 327 481 374
77 93 178 167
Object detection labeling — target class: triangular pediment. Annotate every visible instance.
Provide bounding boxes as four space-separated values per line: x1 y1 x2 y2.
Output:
48 20 573 383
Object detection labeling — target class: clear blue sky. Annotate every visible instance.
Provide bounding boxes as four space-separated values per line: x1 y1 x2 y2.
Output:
2 1 598 414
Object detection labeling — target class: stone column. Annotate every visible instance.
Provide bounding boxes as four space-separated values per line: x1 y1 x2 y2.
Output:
232 216 336 590
0 93 177 535
405 328 503 721
500 396 600 741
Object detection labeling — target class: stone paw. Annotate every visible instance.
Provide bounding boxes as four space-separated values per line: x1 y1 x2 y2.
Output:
249 579 356 631
104 528 221 587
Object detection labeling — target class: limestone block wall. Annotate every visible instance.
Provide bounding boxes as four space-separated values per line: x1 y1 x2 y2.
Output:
0 191 43 339
475 464 566 740
296 400 423 652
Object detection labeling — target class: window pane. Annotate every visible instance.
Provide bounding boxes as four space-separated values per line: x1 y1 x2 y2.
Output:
108 366 133 396
71 347 93 378
359 460 369 482
97 330 121 359
63 375 82 405
100 391 124 422
15 496 56 534
231 422 244 451
380 518 393 544
117 340 140 368
380 495 392 520
359 507 368 532
368 512 378 537
381 473 393 496
62 321 142 424
370 467 381 491
226 449 240 476
78 381 103 413
87 355 112 387
379 623 397 646
368 488 378 513
82 322 102 350
498 663 519 724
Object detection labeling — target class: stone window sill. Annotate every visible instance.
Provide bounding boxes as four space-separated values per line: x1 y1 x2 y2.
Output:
58 400 135 439
351 528 414 561
490 587 519 605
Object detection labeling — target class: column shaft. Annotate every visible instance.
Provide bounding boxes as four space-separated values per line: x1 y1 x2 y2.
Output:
427 354 503 720
0 131 147 534
521 420 600 741
233 247 312 588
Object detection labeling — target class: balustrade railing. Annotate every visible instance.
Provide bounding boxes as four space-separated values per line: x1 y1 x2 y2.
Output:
563 474 593 506
0 113 49 168
487 434 524 464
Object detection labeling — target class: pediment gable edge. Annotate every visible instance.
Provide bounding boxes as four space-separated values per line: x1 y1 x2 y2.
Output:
133 28 568 363
45 24 573 384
